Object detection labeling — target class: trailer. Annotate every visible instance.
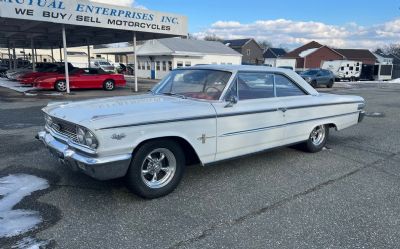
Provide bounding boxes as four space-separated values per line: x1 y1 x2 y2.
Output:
374 64 393 81
322 60 362 81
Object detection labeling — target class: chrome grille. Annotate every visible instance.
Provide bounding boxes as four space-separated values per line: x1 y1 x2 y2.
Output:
51 118 78 143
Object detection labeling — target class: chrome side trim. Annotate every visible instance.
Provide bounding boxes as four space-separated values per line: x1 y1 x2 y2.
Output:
220 111 360 137
99 115 216 130
285 101 364 110
98 101 363 131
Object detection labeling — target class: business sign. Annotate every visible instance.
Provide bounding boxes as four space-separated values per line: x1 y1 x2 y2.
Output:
0 0 188 36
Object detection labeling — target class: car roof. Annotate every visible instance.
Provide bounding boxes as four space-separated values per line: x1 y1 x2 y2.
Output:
178 64 320 96
186 64 292 73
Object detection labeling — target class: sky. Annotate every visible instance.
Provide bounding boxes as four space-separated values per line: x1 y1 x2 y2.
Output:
91 0 400 50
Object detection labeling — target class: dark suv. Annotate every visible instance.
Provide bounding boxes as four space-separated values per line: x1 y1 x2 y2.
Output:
300 69 335 88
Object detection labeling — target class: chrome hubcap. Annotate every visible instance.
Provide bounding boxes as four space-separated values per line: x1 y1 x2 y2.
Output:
57 81 66 91
105 81 114 89
141 148 176 189
310 125 326 146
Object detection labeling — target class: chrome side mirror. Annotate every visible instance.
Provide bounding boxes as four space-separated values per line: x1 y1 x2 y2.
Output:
225 95 238 108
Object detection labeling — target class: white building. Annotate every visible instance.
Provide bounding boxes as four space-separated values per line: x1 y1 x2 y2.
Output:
135 38 242 79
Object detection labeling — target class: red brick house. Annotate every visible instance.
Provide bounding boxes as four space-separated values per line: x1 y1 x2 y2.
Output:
282 41 344 69
283 41 378 70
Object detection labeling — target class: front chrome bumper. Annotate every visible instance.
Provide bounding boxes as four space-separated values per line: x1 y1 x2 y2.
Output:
358 111 365 123
37 131 132 180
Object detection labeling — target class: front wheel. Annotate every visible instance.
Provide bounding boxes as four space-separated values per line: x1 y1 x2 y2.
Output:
327 80 334 88
55 80 67 92
302 125 329 153
310 80 317 88
126 140 186 199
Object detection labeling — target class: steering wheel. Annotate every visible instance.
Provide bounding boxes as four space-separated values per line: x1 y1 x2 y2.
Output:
205 87 222 95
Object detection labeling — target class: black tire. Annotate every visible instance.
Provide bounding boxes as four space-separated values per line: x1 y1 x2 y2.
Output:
126 140 186 199
300 125 329 153
310 80 317 88
327 80 334 88
54 80 67 92
103 80 115 91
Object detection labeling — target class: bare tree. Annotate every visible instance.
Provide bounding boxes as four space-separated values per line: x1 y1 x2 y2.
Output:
204 34 223 42
186 33 198 40
257 40 273 50
380 44 400 57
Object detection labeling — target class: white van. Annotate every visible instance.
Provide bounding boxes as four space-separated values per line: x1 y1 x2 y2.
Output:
322 60 362 81
90 59 115 73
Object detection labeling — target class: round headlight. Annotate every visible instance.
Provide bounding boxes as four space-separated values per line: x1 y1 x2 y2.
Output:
85 131 98 149
77 127 86 144
76 126 98 149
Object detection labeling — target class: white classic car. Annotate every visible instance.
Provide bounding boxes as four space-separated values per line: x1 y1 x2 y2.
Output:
37 65 366 198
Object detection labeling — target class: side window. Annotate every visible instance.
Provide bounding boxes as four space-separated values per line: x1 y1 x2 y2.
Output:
275 74 306 97
237 72 275 100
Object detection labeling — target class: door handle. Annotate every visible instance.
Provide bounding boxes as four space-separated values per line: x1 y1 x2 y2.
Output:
278 107 287 113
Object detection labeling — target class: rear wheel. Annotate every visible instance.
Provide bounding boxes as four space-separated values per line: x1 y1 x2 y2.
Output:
126 140 186 199
301 125 329 153
103 80 115 91
54 80 67 92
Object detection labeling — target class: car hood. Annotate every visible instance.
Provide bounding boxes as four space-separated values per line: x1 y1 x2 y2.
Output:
43 94 216 130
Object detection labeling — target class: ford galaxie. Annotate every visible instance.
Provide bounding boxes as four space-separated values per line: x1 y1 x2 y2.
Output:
37 65 366 199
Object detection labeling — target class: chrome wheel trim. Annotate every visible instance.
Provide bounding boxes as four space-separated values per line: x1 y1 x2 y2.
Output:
57 81 67 91
310 125 326 146
105 81 114 90
141 148 176 189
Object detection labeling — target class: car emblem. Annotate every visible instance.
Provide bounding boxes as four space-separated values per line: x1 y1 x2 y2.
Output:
111 133 126 140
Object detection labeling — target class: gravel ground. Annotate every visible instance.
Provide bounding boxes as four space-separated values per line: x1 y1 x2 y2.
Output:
0 82 399 249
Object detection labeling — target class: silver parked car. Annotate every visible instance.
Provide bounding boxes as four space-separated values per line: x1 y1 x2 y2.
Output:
300 69 335 88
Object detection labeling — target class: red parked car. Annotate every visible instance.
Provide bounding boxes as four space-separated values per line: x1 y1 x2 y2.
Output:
32 68 126 92
17 64 74 85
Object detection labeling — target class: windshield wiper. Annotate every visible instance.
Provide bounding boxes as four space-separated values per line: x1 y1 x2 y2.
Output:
161 92 187 99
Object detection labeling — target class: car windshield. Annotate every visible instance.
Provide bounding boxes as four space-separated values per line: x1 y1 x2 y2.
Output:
301 70 319 76
154 69 232 100
99 62 111 66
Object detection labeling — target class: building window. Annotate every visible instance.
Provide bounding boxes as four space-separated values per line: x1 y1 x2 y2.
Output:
168 61 173 70
163 61 167 71
147 62 151 70
96 55 101 58
177 61 183 68
156 61 161 71
185 61 191 67
247 49 251 56
138 61 141 70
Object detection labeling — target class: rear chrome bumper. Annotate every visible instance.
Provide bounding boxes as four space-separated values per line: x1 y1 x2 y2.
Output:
37 131 132 180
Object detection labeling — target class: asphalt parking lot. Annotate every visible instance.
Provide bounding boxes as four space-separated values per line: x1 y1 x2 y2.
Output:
0 82 400 249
